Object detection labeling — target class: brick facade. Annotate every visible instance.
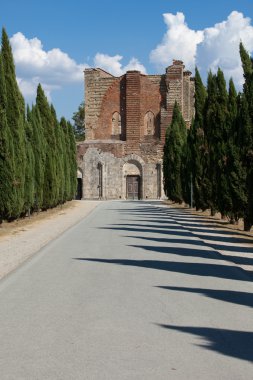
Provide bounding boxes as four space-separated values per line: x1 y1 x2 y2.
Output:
77 60 194 199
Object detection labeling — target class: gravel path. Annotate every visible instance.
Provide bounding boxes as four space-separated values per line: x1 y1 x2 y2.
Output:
0 200 100 280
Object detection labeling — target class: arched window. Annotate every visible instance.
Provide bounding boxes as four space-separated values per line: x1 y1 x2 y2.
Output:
112 112 121 135
144 111 155 136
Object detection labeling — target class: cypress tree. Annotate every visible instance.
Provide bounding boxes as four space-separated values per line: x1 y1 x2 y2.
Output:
215 68 232 217
0 28 77 220
226 80 247 222
52 104 68 205
237 93 253 230
240 42 253 119
67 120 77 199
23 113 35 215
0 52 15 220
60 118 77 201
35 84 57 209
1 28 26 217
181 129 191 205
60 117 71 201
50 104 62 205
239 43 253 230
204 70 232 217
27 104 46 210
190 68 208 210
204 71 218 215
163 102 187 203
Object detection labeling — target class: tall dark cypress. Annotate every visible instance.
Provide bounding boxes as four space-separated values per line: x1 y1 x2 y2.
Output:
56 119 66 204
35 84 57 209
239 43 253 230
0 52 15 220
0 28 78 221
60 117 71 201
163 102 187 203
204 71 218 215
1 28 26 217
50 104 62 204
181 129 191 205
215 68 231 217
27 105 46 210
190 68 208 210
226 79 247 222
237 93 253 230
23 113 35 214
67 120 77 199
240 42 253 120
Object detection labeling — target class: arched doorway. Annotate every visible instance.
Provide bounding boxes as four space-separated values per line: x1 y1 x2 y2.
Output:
123 161 142 199
76 168 83 200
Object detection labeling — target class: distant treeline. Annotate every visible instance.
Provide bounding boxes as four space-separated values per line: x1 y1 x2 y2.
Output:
163 43 253 231
0 29 77 222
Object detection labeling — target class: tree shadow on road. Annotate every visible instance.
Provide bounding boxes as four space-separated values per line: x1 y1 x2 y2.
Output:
127 239 253 267
105 204 253 271
156 285 253 308
156 324 253 363
100 221 253 268
128 243 221 260
74 257 252 282
99 226 194 237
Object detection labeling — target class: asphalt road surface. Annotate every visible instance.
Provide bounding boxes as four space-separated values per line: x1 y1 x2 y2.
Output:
0 201 253 380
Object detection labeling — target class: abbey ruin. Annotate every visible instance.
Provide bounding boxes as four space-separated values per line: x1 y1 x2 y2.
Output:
77 60 195 199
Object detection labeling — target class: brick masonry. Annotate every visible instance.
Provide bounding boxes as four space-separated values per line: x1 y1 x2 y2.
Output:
77 60 195 199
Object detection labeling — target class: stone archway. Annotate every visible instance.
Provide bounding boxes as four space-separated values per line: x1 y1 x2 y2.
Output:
123 159 143 199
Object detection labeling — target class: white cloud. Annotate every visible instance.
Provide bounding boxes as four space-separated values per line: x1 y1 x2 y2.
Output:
94 53 147 76
150 11 253 88
197 11 253 87
16 77 59 103
10 32 88 101
123 58 147 74
11 10 253 109
150 12 203 71
10 32 147 106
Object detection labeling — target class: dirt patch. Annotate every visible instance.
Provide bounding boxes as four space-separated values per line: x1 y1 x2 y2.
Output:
0 201 77 239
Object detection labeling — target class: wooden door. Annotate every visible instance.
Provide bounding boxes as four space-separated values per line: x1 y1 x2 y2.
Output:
127 176 139 199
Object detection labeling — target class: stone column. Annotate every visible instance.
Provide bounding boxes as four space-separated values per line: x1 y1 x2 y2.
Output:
125 71 141 154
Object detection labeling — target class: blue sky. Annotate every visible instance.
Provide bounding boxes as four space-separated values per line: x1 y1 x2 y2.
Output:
0 0 252 121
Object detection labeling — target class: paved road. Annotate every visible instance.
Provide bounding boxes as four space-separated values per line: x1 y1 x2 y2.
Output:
0 201 253 380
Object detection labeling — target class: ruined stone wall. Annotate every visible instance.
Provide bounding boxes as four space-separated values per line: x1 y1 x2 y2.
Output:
79 147 123 199
139 75 162 140
85 68 116 140
81 61 194 200
85 62 194 146
183 71 192 127
77 143 164 199
160 60 195 143
95 78 121 140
